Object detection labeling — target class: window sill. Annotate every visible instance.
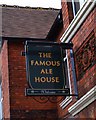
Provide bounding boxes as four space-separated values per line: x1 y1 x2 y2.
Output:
68 86 96 116
60 96 72 109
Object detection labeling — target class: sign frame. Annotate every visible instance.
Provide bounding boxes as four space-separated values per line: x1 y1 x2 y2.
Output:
24 41 73 96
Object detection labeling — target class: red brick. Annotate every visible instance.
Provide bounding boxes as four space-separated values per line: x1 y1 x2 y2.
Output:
1 40 10 118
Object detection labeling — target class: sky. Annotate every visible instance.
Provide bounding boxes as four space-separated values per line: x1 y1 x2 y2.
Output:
0 0 61 9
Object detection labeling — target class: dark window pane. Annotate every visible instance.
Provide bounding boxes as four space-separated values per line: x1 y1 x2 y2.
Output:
74 1 80 14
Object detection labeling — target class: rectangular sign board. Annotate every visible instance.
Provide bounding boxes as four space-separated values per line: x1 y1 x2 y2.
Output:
25 41 72 95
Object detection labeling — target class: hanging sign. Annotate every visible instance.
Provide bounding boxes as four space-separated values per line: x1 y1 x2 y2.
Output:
25 41 72 95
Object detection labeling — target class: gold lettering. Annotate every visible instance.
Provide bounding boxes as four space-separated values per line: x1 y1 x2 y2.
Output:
31 60 61 66
57 61 61 66
40 77 46 82
40 69 52 74
38 52 52 58
38 52 42 57
46 61 51 66
46 77 51 82
51 77 55 82
47 53 52 58
51 61 56 66
34 61 39 66
34 77 40 82
39 61 45 66
55 77 60 82
49 69 52 74
40 69 45 74
31 60 34 65
34 77 60 83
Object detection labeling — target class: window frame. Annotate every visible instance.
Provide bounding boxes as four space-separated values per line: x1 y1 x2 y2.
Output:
72 0 85 16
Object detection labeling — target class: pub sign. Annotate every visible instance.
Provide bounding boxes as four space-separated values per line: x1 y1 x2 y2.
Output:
25 41 72 95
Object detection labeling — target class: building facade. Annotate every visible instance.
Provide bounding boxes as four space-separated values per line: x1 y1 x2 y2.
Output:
0 0 96 119
57 0 96 119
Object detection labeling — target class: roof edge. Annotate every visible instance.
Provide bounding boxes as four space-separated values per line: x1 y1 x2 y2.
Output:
0 4 60 11
2 36 46 41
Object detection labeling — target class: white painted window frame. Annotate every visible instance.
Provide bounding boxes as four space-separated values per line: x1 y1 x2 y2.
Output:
72 0 85 16
68 86 96 116
71 0 77 16
79 0 85 8
60 0 96 43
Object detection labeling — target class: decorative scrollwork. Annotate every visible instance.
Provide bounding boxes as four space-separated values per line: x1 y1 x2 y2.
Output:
75 31 96 80
32 96 64 103
33 96 49 103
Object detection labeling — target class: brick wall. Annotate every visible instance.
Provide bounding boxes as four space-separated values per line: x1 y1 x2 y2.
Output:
74 101 96 119
61 0 74 31
7 41 58 119
1 40 10 119
73 8 96 98
55 1 74 43
57 5 96 120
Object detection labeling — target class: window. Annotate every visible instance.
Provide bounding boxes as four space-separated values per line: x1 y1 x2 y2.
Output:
72 0 85 16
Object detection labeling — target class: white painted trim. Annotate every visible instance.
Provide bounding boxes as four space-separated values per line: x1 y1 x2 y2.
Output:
79 0 85 8
60 50 72 109
68 86 96 116
60 0 96 43
71 0 76 16
60 96 72 109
